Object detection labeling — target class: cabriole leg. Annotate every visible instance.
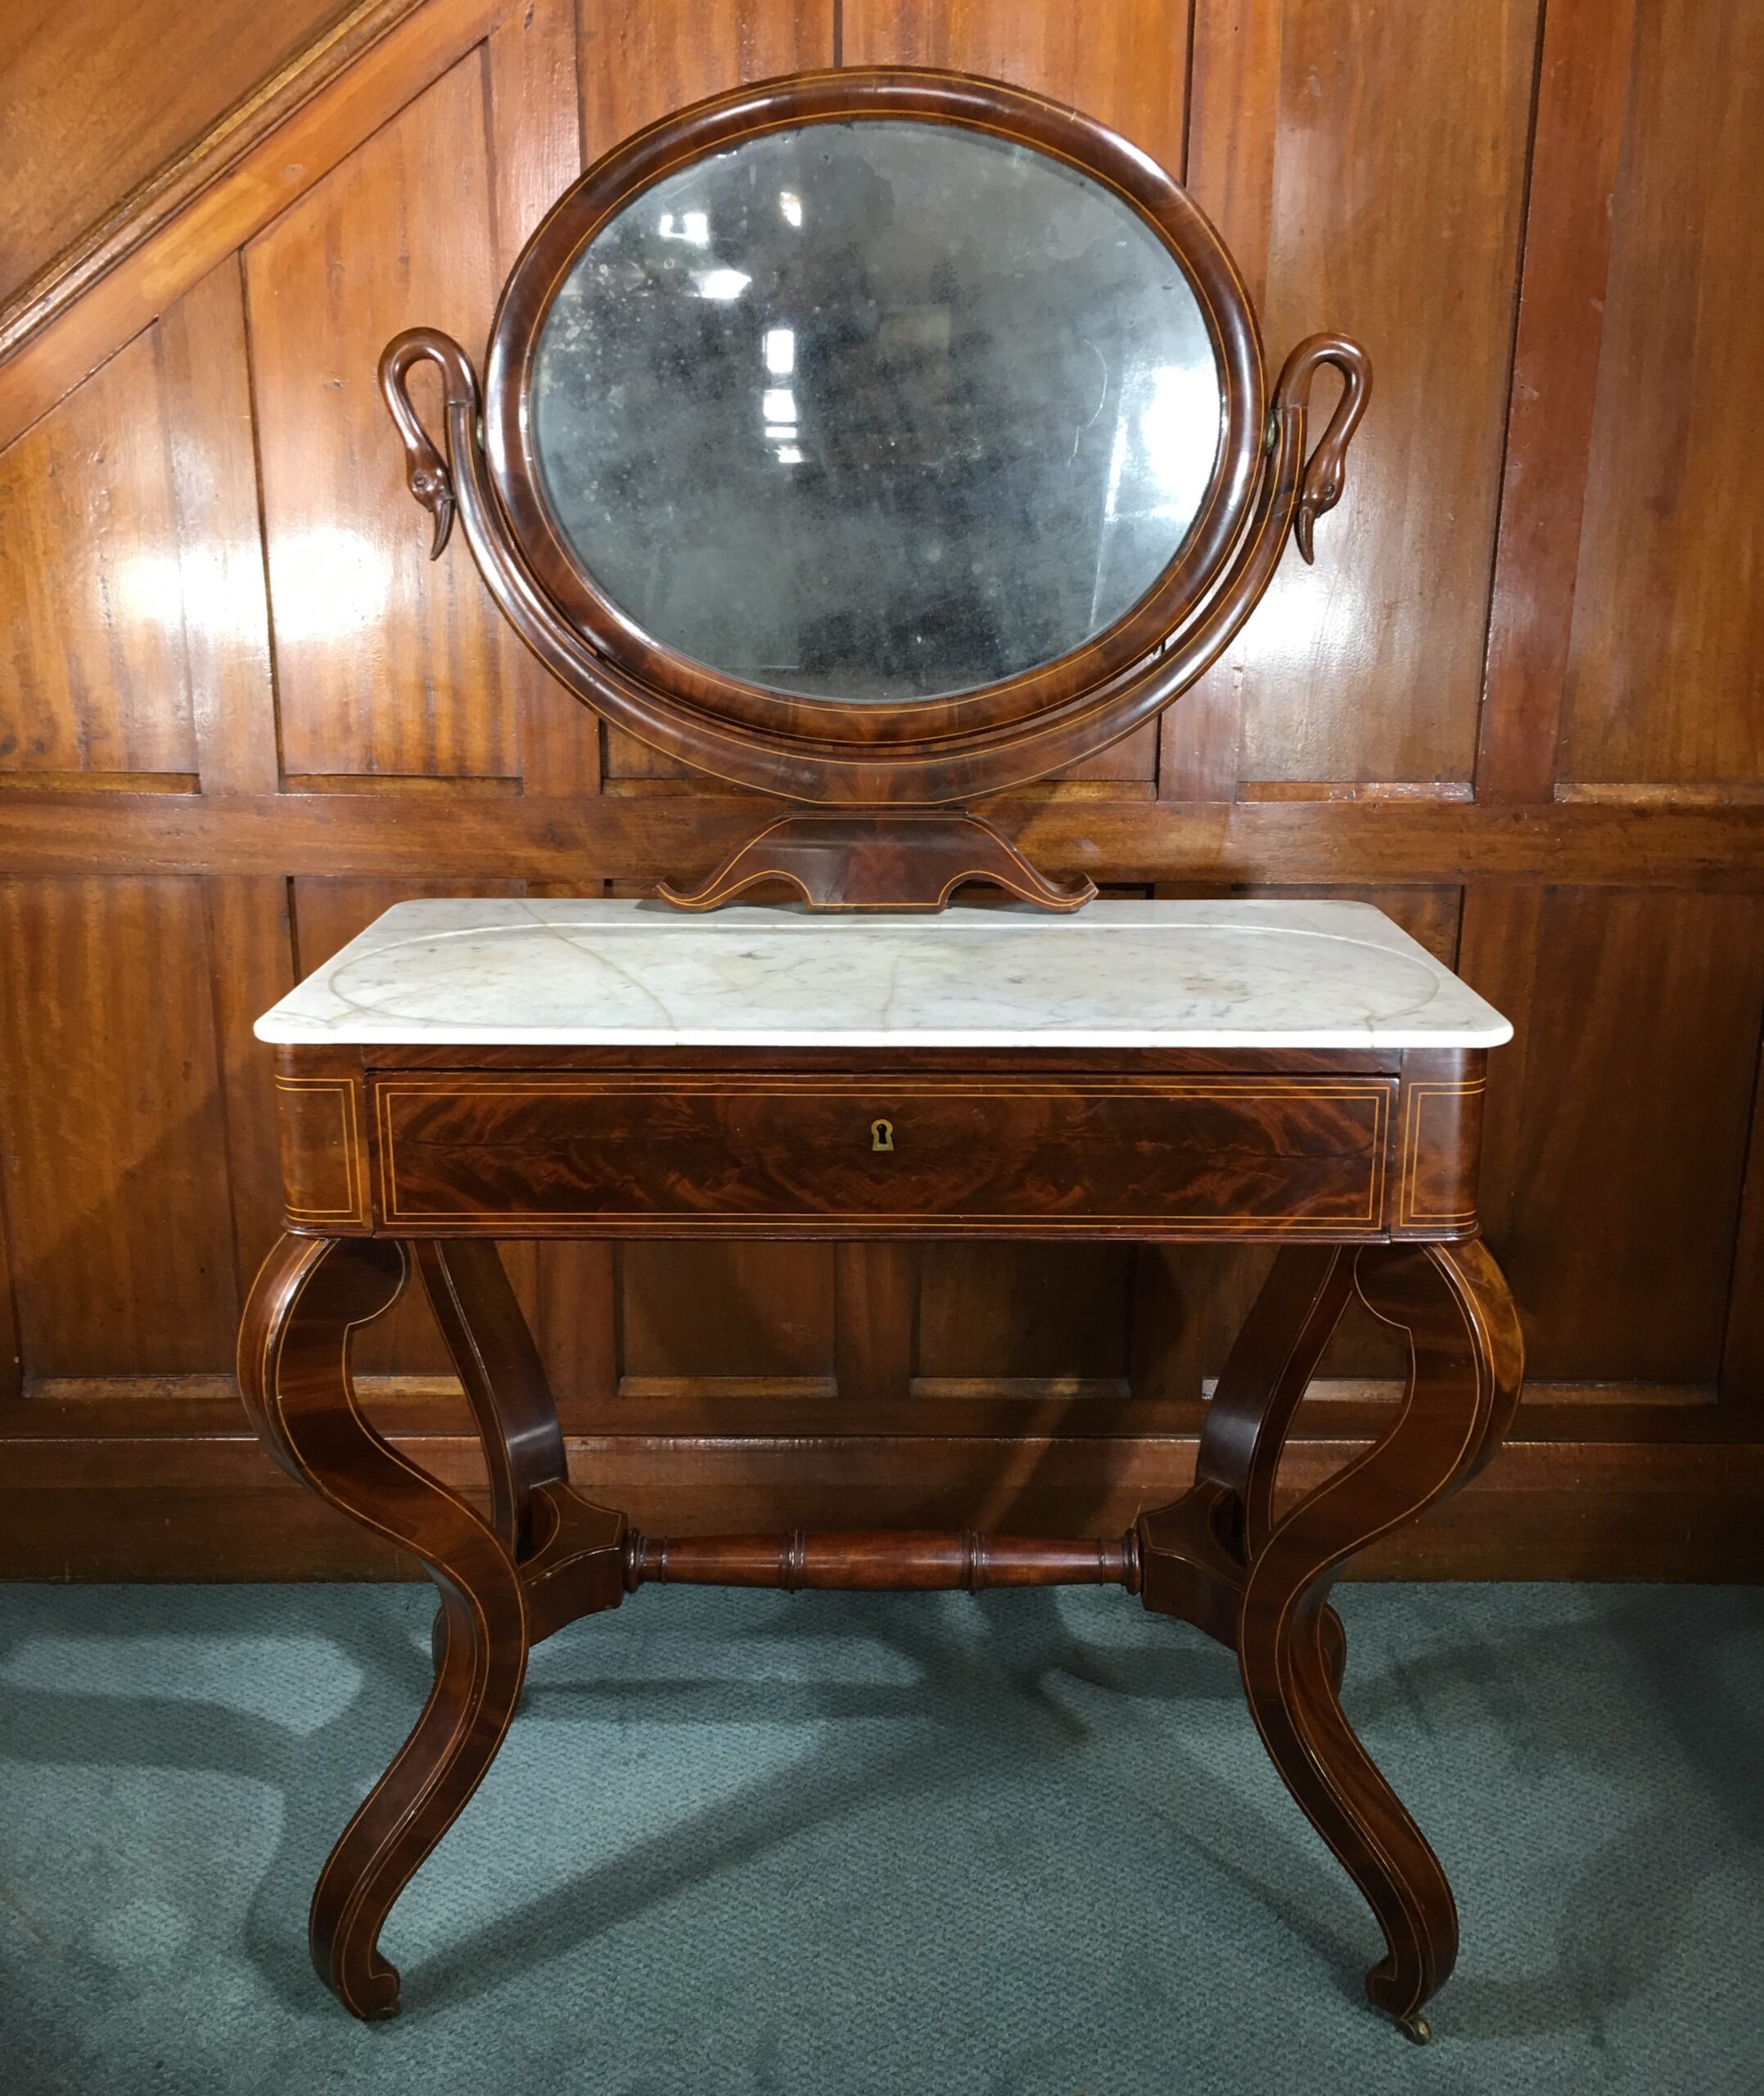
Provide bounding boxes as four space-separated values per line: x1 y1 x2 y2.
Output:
1136 1238 1523 2037
238 1233 530 2021
417 1239 627 1646
1139 1246 1353 1655
414 1240 567 1555
1234 1238 1523 2038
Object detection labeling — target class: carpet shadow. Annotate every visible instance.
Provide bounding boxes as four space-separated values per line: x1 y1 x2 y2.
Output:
0 1584 437 2013
1333 1587 1764 2044
412 1589 1373 2017
9 1582 1750 2056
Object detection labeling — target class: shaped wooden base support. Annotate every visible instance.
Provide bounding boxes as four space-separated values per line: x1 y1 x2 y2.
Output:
657 809 1098 912
241 1231 1519 2035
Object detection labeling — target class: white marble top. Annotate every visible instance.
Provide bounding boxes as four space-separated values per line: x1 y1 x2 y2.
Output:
256 899 1511 1050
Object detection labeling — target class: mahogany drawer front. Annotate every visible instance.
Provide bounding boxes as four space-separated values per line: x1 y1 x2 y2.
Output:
370 1076 1396 1236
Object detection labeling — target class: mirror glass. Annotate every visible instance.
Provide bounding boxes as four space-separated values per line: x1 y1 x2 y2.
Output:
531 120 1222 702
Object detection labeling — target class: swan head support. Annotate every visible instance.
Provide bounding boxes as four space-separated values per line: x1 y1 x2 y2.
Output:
1275 334 1372 565
378 328 483 560
407 463 454 560
1294 472 1342 565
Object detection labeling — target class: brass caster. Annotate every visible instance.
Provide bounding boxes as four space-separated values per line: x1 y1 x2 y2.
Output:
1396 2012 1432 2046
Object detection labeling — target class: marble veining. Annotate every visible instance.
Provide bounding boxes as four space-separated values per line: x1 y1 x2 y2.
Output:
257 899 1513 1048
531 120 1220 702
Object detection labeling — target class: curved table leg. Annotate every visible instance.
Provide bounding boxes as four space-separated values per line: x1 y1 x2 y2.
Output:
1236 1237 1523 2039
416 1239 567 1671
417 1239 628 1646
239 1233 530 2021
414 1240 568 1556
1198 1245 1356 1680
1138 1247 1355 1660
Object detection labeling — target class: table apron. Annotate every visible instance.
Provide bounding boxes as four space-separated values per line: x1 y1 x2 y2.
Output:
270 1066 1487 1240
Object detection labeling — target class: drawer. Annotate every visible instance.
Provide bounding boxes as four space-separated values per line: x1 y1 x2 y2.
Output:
370 1075 1394 1237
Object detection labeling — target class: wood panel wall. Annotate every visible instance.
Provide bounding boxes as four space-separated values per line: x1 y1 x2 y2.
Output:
2 0 1761 1579
0 0 350 309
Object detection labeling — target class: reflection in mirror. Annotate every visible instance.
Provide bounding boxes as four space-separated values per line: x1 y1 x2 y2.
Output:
532 120 1222 702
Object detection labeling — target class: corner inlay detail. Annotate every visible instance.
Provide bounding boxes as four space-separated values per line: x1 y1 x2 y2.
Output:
275 1075 369 1228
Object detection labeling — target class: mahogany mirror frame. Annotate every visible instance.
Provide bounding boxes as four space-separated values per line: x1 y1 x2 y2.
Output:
482 68 1266 746
379 67 1371 901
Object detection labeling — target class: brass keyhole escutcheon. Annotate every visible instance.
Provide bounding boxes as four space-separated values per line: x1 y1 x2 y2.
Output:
870 1118 895 1153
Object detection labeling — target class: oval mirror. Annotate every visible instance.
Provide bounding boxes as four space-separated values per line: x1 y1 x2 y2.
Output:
519 115 1229 707
393 70 1367 856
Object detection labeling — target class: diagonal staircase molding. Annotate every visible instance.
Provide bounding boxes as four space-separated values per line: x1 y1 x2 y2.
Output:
0 0 511 450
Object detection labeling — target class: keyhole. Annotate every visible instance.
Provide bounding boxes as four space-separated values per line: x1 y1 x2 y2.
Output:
870 1118 894 1153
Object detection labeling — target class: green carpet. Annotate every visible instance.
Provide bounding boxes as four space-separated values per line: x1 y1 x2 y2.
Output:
0 1581 1760 2094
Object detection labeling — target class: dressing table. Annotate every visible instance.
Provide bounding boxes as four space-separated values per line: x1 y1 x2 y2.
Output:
239 67 1523 2042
